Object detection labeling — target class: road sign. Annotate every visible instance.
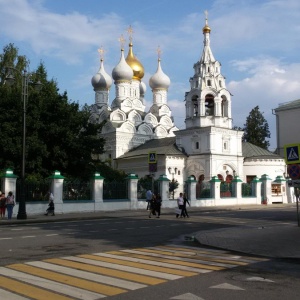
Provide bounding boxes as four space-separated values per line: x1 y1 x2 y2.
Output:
284 143 300 164
149 163 157 173
148 151 157 164
287 164 300 180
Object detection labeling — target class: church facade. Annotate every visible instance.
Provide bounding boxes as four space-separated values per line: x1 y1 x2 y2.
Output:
90 16 287 201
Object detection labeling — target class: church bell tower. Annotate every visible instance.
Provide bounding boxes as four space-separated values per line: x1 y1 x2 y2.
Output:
184 11 232 130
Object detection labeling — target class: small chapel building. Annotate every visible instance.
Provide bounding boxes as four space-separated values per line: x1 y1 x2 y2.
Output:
90 15 287 203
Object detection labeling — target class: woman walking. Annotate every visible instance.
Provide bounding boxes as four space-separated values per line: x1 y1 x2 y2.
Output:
6 191 15 220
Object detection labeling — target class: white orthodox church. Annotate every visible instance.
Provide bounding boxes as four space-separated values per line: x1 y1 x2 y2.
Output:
90 15 286 197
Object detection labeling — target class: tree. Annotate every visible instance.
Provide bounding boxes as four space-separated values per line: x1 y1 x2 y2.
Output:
242 106 270 150
0 43 108 180
169 178 179 199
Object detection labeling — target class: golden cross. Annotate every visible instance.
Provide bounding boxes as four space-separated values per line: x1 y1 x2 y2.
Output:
97 46 105 60
127 25 133 43
118 34 126 49
204 10 208 23
157 46 162 60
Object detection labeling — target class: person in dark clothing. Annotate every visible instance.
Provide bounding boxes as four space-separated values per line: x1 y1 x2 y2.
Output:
181 193 190 218
44 199 55 216
154 193 162 218
148 194 156 218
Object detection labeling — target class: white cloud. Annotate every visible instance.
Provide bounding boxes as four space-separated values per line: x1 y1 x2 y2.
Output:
1 0 300 151
228 57 300 149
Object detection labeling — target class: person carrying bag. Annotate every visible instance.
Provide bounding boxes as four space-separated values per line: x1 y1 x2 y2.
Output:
176 193 184 218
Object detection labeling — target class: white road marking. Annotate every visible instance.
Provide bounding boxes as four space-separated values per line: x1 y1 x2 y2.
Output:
210 283 244 290
94 253 210 274
27 261 146 290
0 267 104 299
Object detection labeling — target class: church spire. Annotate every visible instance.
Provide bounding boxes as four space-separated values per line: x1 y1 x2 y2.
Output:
184 11 232 130
200 10 215 63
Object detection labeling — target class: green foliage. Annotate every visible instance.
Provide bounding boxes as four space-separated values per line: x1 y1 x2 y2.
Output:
0 43 108 180
242 106 270 150
93 161 127 182
169 178 179 199
138 176 153 190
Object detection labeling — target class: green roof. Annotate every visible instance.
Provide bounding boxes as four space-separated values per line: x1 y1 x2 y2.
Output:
116 137 185 159
116 137 282 161
242 142 282 159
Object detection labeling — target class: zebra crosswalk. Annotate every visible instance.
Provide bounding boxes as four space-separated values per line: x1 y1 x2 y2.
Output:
0 244 267 299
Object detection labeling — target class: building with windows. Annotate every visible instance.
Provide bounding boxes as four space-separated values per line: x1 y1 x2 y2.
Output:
273 99 300 157
90 15 287 202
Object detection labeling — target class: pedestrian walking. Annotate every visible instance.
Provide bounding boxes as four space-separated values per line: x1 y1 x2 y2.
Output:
182 193 190 218
0 191 6 219
44 192 55 216
176 192 184 218
44 199 55 216
154 193 162 218
148 194 156 218
5 191 15 220
146 189 152 210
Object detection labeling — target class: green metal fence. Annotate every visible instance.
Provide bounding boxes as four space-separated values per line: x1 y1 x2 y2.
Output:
137 178 159 199
220 182 233 197
16 179 52 202
63 180 92 201
103 180 128 200
242 183 253 197
197 181 212 199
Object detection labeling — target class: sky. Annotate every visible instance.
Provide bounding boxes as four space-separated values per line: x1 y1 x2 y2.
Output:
1 0 300 151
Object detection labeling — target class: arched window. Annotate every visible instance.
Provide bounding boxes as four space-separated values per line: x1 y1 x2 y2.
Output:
196 174 205 198
207 80 211 86
225 171 233 183
195 141 199 149
192 95 198 116
205 94 214 116
217 174 224 181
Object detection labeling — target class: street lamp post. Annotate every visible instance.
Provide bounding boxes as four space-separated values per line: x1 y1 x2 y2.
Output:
5 67 42 219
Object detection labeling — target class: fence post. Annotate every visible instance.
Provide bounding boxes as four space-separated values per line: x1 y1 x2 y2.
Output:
186 176 197 203
0 168 18 198
251 176 262 204
158 175 170 206
92 172 104 211
210 176 221 204
48 170 65 213
232 175 242 198
260 174 272 204
127 174 139 210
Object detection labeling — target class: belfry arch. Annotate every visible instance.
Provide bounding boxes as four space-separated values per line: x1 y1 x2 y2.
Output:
205 94 214 116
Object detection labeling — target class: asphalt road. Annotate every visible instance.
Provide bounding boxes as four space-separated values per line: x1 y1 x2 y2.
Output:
0 206 299 300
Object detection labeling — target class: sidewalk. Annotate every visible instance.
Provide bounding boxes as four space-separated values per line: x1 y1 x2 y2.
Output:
195 224 300 259
1 204 299 259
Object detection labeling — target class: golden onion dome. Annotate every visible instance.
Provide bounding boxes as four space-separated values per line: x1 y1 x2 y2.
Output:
203 10 211 33
125 42 145 81
202 24 211 33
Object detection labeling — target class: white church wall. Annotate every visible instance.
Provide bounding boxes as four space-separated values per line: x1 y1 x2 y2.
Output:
243 159 286 182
